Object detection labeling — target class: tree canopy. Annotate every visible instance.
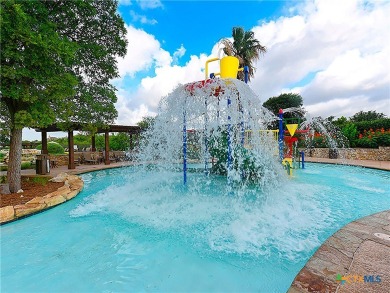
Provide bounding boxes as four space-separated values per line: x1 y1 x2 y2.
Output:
350 110 386 123
262 93 304 120
0 0 127 192
137 116 156 131
220 27 266 82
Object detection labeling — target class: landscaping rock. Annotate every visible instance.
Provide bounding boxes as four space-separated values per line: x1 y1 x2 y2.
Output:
1 173 84 224
49 172 68 183
14 203 46 218
0 206 15 223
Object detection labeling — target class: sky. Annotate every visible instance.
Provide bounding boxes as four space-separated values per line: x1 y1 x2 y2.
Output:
23 0 390 140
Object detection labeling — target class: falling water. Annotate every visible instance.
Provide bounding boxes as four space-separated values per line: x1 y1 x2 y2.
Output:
136 78 284 192
299 114 349 160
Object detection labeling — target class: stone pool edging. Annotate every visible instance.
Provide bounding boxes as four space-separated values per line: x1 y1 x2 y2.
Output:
0 173 83 224
288 210 390 293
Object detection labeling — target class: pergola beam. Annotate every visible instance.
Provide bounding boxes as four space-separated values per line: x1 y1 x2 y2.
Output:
35 124 141 135
34 123 142 170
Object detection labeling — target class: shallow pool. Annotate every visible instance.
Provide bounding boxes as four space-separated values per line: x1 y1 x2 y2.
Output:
1 163 389 292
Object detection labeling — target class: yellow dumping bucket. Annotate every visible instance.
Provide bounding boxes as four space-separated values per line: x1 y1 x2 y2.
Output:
286 124 299 136
220 56 242 78
205 56 243 80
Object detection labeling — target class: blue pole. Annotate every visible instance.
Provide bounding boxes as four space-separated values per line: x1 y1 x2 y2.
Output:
278 109 284 162
227 97 232 176
244 66 249 84
240 103 245 146
204 96 209 175
183 110 187 185
301 151 305 169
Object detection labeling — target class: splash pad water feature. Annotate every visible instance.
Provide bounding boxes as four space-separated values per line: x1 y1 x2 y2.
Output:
1 56 389 292
138 56 284 191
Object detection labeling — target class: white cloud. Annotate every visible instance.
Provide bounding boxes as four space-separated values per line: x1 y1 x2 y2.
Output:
114 0 390 127
173 44 186 64
116 25 172 78
118 0 132 6
136 0 162 10
251 0 390 117
130 10 157 25
113 26 213 125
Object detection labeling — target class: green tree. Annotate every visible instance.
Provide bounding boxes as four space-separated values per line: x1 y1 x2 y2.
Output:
341 123 358 147
137 116 156 131
1 0 77 192
263 93 305 121
1 0 127 192
220 27 266 81
350 111 386 122
110 133 130 151
36 142 65 154
331 116 348 130
46 0 127 126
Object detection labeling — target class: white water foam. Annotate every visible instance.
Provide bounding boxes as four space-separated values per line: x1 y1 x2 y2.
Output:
71 172 332 262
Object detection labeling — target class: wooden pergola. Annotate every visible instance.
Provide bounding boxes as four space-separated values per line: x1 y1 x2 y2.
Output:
35 124 141 169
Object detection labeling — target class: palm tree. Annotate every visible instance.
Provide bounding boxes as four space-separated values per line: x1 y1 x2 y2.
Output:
220 27 266 82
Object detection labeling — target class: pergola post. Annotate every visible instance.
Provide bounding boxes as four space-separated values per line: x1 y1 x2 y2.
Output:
129 133 133 150
68 130 75 169
41 131 48 154
104 131 110 165
91 135 96 151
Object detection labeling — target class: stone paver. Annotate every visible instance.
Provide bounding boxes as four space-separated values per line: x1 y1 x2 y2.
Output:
288 210 390 293
338 240 390 293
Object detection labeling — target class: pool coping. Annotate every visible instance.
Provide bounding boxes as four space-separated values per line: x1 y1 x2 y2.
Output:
288 210 390 292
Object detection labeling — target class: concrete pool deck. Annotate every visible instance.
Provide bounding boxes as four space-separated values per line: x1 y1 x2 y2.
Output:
2 159 389 292
288 210 390 293
304 157 390 171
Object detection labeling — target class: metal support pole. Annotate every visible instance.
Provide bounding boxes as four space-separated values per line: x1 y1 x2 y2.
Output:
204 96 209 175
227 97 232 181
239 101 245 146
183 110 187 185
278 109 284 162
244 66 249 84
301 151 305 169
239 101 245 180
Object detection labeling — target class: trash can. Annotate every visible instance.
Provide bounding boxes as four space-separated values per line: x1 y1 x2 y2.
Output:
36 154 50 175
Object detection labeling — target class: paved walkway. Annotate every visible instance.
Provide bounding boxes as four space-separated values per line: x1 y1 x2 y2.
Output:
288 210 390 293
304 157 390 171
0 161 136 178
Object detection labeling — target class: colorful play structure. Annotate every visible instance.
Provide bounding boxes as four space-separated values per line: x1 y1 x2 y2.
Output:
182 55 306 184
278 108 308 175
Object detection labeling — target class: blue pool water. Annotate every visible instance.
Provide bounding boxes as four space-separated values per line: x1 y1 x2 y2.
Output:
1 163 389 292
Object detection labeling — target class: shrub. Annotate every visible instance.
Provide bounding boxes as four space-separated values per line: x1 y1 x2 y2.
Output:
32 177 49 185
354 118 390 133
341 123 358 147
21 161 32 169
36 142 65 154
1 161 33 171
356 129 390 148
